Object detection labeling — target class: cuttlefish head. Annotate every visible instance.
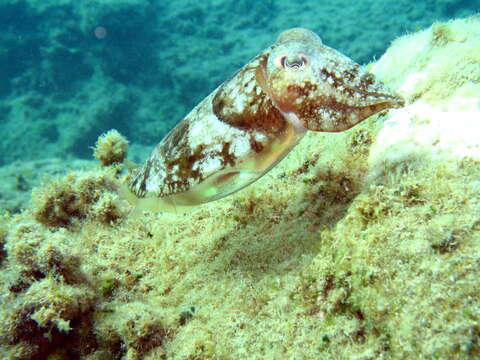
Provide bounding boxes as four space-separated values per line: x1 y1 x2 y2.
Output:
258 28 404 132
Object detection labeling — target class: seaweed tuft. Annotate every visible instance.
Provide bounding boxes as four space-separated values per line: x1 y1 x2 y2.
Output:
93 129 129 167
31 170 127 228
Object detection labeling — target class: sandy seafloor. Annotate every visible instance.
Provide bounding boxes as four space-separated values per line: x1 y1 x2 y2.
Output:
0 0 478 211
1 0 480 359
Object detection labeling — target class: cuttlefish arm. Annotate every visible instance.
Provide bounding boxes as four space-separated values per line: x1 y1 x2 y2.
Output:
127 28 404 212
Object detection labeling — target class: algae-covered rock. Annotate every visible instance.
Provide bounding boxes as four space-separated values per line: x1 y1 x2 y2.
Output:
1 16 480 359
32 169 127 228
93 130 129 167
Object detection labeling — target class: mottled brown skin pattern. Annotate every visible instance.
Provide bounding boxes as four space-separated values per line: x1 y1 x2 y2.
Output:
130 121 195 197
213 83 286 134
263 28 404 132
285 81 397 133
165 144 204 190
213 56 286 135
129 51 288 199
129 76 279 199
129 120 200 197
129 28 404 207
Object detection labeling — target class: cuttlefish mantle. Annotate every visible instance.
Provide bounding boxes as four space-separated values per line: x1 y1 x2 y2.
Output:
127 28 404 212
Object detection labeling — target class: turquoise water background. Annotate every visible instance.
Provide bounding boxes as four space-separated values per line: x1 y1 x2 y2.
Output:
0 0 478 166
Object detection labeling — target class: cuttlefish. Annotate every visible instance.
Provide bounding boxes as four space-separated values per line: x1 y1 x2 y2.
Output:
125 28 404 212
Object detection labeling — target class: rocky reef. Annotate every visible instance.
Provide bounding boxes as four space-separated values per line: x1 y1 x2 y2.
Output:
1 16 479 359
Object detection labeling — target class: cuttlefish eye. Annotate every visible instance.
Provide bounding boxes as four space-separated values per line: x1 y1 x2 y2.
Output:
275 54 309 70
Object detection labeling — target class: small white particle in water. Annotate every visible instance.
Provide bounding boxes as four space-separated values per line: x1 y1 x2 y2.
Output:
94 26 107 39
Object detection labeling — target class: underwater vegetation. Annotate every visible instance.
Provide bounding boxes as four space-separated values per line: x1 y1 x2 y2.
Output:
0 15 480 360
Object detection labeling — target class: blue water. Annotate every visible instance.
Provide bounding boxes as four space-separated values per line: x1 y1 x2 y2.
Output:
0 0 478 165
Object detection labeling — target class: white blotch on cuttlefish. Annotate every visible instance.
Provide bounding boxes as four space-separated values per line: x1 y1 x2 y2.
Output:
125 28 404 213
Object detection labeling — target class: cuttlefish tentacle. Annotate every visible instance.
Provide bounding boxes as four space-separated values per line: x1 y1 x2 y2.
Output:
127 28 404 212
